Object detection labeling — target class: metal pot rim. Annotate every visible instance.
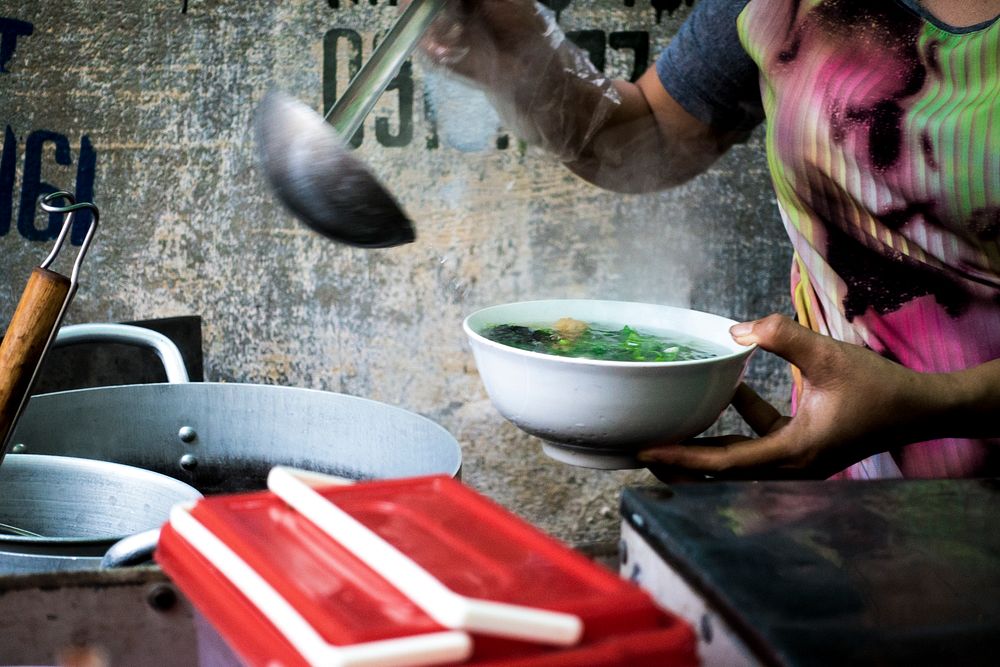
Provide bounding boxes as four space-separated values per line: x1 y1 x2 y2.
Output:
0 454 201 547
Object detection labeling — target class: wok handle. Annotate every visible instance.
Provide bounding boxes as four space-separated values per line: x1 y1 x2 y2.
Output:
53 323 191 384
0 267 72 453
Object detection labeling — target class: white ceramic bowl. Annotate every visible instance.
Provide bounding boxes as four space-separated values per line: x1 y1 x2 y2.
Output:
463 299 756 469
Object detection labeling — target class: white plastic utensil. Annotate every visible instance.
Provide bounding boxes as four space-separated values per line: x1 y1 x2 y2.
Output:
266 466 584 646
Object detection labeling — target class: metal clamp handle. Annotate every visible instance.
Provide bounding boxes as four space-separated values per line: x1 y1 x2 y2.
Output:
38 191 100 285
0 192 100 463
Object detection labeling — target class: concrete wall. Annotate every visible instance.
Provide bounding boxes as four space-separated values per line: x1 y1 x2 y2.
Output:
0 1 792 546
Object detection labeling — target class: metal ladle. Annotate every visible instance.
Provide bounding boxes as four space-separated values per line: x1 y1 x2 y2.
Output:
255 0 445 248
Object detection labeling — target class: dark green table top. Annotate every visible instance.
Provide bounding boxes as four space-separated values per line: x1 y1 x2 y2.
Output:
622 479 1000 666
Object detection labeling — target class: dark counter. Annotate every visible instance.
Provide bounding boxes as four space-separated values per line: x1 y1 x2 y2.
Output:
622 479 1000 666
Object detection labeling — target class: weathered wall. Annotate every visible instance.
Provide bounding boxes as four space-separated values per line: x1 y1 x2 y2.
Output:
0 1 792 546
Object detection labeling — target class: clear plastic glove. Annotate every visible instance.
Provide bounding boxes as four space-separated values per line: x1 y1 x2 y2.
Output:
414 0 622 163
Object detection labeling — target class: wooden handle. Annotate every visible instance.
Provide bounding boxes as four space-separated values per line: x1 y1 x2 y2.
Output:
0 267 71 448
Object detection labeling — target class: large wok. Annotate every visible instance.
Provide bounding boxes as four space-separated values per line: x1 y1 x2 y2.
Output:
2 323 461 572
9 322 462 493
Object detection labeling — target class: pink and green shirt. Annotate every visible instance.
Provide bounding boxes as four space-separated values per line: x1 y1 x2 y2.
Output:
659 0 999 478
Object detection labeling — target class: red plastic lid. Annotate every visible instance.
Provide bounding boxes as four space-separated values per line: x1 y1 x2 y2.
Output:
156 472 695 666
292 476 666 639
157 511 471 667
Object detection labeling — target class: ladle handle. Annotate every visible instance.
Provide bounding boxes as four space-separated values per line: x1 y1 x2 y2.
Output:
0 268 72 454
326 0 445 139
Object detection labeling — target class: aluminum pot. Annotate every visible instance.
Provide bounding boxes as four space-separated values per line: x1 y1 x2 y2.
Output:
10 323 462 493
0 454 202 574
1 324 462 574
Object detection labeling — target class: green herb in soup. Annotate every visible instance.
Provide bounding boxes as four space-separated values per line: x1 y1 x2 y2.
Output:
481 317 724 362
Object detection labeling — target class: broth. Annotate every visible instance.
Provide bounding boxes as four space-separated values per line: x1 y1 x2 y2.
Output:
481 318 727 362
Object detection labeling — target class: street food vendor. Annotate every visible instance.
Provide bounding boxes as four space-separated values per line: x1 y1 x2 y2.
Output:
416 0 1000 480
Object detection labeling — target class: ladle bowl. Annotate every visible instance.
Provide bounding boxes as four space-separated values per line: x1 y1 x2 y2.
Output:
254 0 445 247
254 91 415 248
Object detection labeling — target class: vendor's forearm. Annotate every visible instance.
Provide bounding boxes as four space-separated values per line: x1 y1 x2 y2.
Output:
451 7 734 194
934 358 1000 439
564 73 739 193
904 358 1000 442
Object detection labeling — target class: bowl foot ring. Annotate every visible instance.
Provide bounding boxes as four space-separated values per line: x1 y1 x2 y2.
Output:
540 442 643 470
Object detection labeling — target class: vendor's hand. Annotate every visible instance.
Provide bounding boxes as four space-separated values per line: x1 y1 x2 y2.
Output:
638 314 942 480
406 0 547 85
404 0 626 165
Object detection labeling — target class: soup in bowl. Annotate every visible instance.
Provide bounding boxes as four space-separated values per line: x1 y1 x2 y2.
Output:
462 299 756 469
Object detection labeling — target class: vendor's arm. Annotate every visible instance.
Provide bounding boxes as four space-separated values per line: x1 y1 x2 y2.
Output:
418 0 762 192
565 71 746 192
638 315 1000 479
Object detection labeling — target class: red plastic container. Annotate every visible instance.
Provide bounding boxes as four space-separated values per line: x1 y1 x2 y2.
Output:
155 471 697 667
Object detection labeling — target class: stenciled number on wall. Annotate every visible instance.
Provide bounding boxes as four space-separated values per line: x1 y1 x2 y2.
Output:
322 26 651 151
326 0 695 24
0 127 97 245
0 16 97 244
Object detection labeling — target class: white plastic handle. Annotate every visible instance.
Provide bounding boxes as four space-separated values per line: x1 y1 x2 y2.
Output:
168 503 472 667
267 467 584 646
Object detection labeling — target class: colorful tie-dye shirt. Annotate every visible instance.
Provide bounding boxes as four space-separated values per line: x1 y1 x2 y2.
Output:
660 0 1000 479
